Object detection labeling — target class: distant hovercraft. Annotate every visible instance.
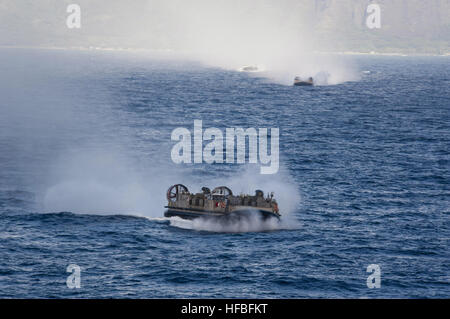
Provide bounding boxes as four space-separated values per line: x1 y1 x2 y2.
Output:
294 76 314 86
241 66 258 72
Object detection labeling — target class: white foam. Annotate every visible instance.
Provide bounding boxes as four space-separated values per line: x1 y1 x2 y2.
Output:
166 212 300 233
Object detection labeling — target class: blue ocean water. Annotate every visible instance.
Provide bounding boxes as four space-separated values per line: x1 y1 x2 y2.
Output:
0 48 449 298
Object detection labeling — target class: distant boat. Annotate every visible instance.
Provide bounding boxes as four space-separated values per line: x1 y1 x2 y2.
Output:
294 76 314 86
240 65 259 72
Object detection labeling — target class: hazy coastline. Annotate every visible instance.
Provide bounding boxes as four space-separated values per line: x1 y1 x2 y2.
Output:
1 45 448 58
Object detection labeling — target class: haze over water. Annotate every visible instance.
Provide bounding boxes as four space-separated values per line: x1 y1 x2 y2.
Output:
0 48 448 298
0 0 449 299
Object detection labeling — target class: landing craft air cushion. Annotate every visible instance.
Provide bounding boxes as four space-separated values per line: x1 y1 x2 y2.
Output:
164 184 281 221
294 76 314 86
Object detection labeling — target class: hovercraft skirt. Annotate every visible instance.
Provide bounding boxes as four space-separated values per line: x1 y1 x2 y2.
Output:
164 207 280 221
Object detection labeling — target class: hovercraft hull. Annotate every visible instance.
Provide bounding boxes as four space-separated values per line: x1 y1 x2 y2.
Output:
164 207 280 221
294 81 313 86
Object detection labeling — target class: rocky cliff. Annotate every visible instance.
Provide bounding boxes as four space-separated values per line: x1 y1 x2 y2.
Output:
0 0 448 53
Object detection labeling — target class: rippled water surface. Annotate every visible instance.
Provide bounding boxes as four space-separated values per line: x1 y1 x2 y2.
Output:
0 49 449 298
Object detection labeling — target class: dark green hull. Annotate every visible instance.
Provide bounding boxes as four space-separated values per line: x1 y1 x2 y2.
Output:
164 207 280 221
294 81 313 86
